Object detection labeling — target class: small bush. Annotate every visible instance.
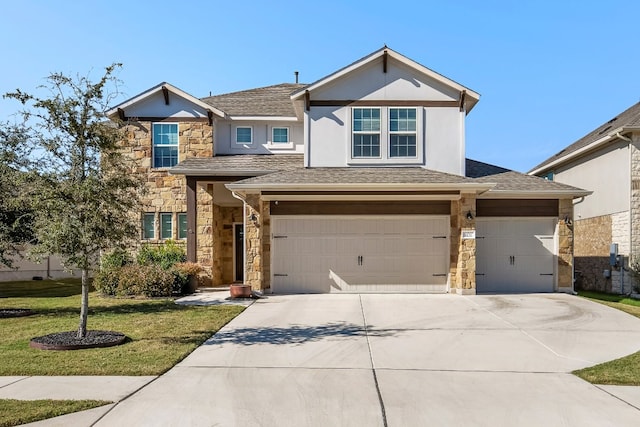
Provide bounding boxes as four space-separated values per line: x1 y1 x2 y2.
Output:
100 248 133 271
173 262 203 277
115 265 176 297
137 241 186 270
93 269 120 296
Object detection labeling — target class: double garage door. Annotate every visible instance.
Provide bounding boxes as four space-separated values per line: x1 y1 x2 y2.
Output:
271 216 449 294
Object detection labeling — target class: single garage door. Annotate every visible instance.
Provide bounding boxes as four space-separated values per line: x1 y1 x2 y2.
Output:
476 218 556 293
271 216 449 293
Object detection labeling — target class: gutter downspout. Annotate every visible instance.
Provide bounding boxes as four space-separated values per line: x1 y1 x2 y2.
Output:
617 132 634 295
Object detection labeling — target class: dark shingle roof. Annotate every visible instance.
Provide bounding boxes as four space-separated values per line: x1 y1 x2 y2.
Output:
201 83 306 117
170 154 303 176
172 155 588 195
529 102 640 173
467 159 588 194
233 167 474 186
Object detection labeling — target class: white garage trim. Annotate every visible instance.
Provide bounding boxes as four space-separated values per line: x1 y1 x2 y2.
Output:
271 215 450 294
476 217 558 293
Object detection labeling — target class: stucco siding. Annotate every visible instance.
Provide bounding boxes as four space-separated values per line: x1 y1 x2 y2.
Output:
425 108 464 175
126 91 209 118
311 58 459 102
554 141 629 219
307 107 349 167
214 120 304 155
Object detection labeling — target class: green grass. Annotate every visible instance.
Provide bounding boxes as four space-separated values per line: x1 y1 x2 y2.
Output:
0 399 110 427
0 278 244 376
574 290 640 385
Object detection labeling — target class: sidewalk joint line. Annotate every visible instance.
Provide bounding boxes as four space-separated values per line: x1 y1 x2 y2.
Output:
359 294 388 427
90 376 159 427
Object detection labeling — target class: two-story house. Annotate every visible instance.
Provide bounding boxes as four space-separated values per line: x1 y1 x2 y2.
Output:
529 102 640 293
107 47 588 295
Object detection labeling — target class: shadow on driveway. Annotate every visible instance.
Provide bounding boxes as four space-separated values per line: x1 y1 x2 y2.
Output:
204 322 401 346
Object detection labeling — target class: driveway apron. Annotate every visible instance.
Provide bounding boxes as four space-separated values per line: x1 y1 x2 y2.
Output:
95 293 640 426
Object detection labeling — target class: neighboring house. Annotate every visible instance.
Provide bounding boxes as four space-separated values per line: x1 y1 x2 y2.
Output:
107 47 587 294
529 103 640 293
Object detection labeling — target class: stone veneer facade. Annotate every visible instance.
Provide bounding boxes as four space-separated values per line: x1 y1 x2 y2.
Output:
450 194 476 294
123 120 222 286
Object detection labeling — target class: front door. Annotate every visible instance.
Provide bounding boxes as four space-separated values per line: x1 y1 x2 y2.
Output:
234 223 244 282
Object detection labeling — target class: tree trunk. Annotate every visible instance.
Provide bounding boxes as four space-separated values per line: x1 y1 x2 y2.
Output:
77 268 89 339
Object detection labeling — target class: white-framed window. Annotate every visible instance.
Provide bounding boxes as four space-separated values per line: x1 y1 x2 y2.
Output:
389 108 417 158
352 108 381 158
350 107 422 163
235 126 253 144
178 213 187 240
160 213 173 240
272 127 289 144
142 213 155 239
152 123 179 168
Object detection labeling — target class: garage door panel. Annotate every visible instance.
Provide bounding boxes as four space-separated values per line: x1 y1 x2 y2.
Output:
477 218 556 293
272 216 450 293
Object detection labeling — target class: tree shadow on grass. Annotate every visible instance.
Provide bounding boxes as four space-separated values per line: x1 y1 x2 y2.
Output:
0 280 85 298
204 322 402 346
16 300 230 317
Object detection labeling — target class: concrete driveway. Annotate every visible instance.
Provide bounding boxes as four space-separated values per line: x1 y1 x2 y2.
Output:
95 293 640 426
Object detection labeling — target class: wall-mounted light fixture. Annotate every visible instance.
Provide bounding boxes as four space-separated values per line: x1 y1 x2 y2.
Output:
563 216 572 226
249 213 258 222
466 210 474 220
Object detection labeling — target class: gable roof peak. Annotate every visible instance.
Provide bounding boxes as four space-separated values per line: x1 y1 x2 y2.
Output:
290 46 480 112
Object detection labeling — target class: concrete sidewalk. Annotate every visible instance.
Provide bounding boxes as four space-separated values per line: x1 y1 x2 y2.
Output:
3 293 640 426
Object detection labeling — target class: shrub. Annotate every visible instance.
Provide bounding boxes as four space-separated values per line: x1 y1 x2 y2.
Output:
137 240 186 270
115 264 176 297
100 248 133 271
93 268 120 296
173 262 203 277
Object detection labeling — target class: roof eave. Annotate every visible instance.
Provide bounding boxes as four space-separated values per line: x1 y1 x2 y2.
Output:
528 127 637 175
226 182 495 192
106 82 225 119
290 47 480 108
479 190 592 199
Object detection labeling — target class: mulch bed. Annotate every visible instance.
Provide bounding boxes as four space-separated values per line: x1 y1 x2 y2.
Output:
30 330 127 351
0 308 34 318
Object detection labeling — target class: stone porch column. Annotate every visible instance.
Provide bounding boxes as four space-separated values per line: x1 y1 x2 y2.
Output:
558 199 574 291
243 194 271 291
450 194 477 294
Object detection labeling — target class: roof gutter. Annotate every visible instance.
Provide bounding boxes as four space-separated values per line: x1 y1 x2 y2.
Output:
225 182 496 192
529 127 636 175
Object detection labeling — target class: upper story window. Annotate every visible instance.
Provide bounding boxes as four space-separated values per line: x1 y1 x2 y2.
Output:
236 126 253 144
544 171 554 181
352 108 381 158
389 108 417 158
351 107 421 163
152 123 179 168
272 127 289 144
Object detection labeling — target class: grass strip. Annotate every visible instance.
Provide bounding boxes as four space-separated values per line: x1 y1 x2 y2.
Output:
573 291 640 385
0 399 110 427
0 279 244 375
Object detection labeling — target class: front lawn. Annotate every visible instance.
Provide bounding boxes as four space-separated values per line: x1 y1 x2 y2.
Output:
0 399 110 427
0 279 244 376
573 291 640 385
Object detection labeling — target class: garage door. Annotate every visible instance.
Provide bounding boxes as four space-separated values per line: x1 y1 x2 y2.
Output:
476 218 556 293
271 216 449 293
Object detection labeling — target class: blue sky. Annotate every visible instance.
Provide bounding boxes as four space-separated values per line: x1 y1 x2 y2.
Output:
1 1 639 172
